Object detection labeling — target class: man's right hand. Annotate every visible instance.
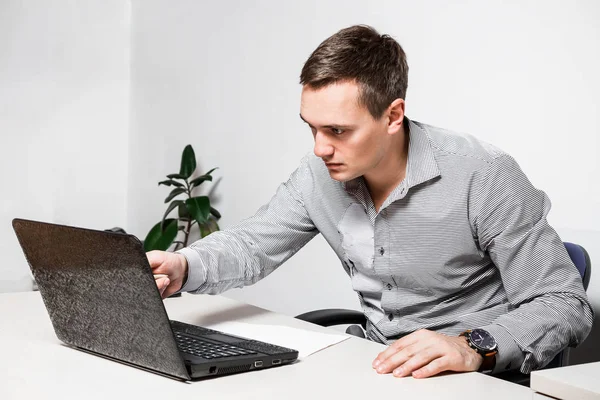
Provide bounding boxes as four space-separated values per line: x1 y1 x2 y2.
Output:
146 250 188 299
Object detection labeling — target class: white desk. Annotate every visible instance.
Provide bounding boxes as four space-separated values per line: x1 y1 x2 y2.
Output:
1 291 538 400
531 361 600 400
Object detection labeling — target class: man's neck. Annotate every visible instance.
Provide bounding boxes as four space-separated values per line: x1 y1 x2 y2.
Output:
363 125 409 212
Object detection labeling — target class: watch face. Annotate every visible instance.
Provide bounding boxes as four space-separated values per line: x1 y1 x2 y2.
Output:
469 329 497 351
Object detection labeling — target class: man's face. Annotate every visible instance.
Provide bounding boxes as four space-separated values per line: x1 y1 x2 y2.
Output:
300 81 391 182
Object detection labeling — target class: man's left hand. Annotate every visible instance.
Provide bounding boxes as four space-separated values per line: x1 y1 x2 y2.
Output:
372 329 483 378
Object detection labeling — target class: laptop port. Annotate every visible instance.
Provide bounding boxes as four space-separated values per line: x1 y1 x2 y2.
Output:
254 361 263 368
272 359 281 365
209 366 217 374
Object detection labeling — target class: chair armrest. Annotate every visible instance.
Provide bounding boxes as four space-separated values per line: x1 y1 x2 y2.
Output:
295 309 366 328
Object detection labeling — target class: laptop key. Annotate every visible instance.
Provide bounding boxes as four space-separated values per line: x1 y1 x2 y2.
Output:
174 332 256 360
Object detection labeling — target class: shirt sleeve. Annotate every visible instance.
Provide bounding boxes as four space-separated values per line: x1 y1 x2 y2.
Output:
471 154 593 374
176 156 318 295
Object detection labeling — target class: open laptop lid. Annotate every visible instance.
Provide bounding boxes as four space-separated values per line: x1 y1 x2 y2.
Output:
12 218 190 380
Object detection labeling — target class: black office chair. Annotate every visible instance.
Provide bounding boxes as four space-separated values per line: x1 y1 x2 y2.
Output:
295 242 591 386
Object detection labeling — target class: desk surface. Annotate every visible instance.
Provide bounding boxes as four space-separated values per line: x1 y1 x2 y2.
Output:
1 291 538 400
531 361 600 400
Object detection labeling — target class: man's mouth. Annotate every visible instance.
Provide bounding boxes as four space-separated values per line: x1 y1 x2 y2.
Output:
325 162 343 169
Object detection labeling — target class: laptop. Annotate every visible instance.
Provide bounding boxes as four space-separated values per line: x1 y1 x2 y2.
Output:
12 218 298 381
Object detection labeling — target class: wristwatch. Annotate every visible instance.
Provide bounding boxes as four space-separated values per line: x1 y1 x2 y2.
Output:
460 328 498 373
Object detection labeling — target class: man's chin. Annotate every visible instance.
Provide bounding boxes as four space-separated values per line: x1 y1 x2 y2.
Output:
327 170 355 182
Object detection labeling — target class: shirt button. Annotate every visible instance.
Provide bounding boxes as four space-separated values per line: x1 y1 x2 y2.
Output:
379 247 385 256
388 313 394 321
386 283 392 290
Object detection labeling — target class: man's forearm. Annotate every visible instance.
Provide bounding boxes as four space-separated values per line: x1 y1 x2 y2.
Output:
484 292 592 373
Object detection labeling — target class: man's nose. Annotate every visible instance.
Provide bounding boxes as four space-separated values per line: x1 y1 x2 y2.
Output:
313 131 334 158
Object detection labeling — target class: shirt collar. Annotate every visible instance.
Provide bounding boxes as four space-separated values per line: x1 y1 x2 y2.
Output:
404 118 441 190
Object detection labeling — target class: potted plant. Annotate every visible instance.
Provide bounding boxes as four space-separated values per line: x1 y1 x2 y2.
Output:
144 144 221 252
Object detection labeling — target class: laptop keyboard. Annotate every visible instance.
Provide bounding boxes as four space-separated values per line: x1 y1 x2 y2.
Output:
174 332 258 359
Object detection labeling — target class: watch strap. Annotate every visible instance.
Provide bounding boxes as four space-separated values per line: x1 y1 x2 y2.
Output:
479 349 497 373
460 330 498 373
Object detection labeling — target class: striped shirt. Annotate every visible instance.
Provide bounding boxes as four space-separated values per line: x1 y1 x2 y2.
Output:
178 118 593 374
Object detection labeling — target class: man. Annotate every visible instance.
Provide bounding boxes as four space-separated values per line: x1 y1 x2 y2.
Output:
148 25 593 379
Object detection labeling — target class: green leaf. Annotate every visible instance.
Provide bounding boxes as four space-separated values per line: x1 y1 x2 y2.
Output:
158 179 184 187
161 200 184 230
189 175 213 188
210 206 221 219
189 168 218 188
178 203 190 218
208 218 220 234
204 167 218 176
185 196 210 225
164 187 186 203
167 173 186 180
144 219 179 251
200 224 210 238
179 145 196 179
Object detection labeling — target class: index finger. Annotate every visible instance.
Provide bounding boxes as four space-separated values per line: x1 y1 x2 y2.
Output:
146 251 163 269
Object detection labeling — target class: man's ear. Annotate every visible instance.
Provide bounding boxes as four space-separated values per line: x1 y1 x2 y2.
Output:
387 99 405 135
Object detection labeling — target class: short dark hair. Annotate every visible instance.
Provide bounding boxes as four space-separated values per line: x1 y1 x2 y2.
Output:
300 25 409 119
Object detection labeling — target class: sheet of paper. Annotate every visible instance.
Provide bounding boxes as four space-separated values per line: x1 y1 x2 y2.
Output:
203 320 349 358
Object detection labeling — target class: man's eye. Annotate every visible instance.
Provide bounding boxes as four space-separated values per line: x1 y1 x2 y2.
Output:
331 128 344 135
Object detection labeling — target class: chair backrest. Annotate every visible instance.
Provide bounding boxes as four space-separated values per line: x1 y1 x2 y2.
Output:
563 242 591 290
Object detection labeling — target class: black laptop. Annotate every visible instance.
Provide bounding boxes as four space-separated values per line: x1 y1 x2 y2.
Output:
12 218 298 381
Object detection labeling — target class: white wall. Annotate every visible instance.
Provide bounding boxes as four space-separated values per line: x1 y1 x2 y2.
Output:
0 0 130 291
128 0 600 363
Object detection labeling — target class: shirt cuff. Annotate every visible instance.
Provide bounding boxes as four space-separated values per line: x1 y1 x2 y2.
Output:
478 324 525 373
175 247 208 293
